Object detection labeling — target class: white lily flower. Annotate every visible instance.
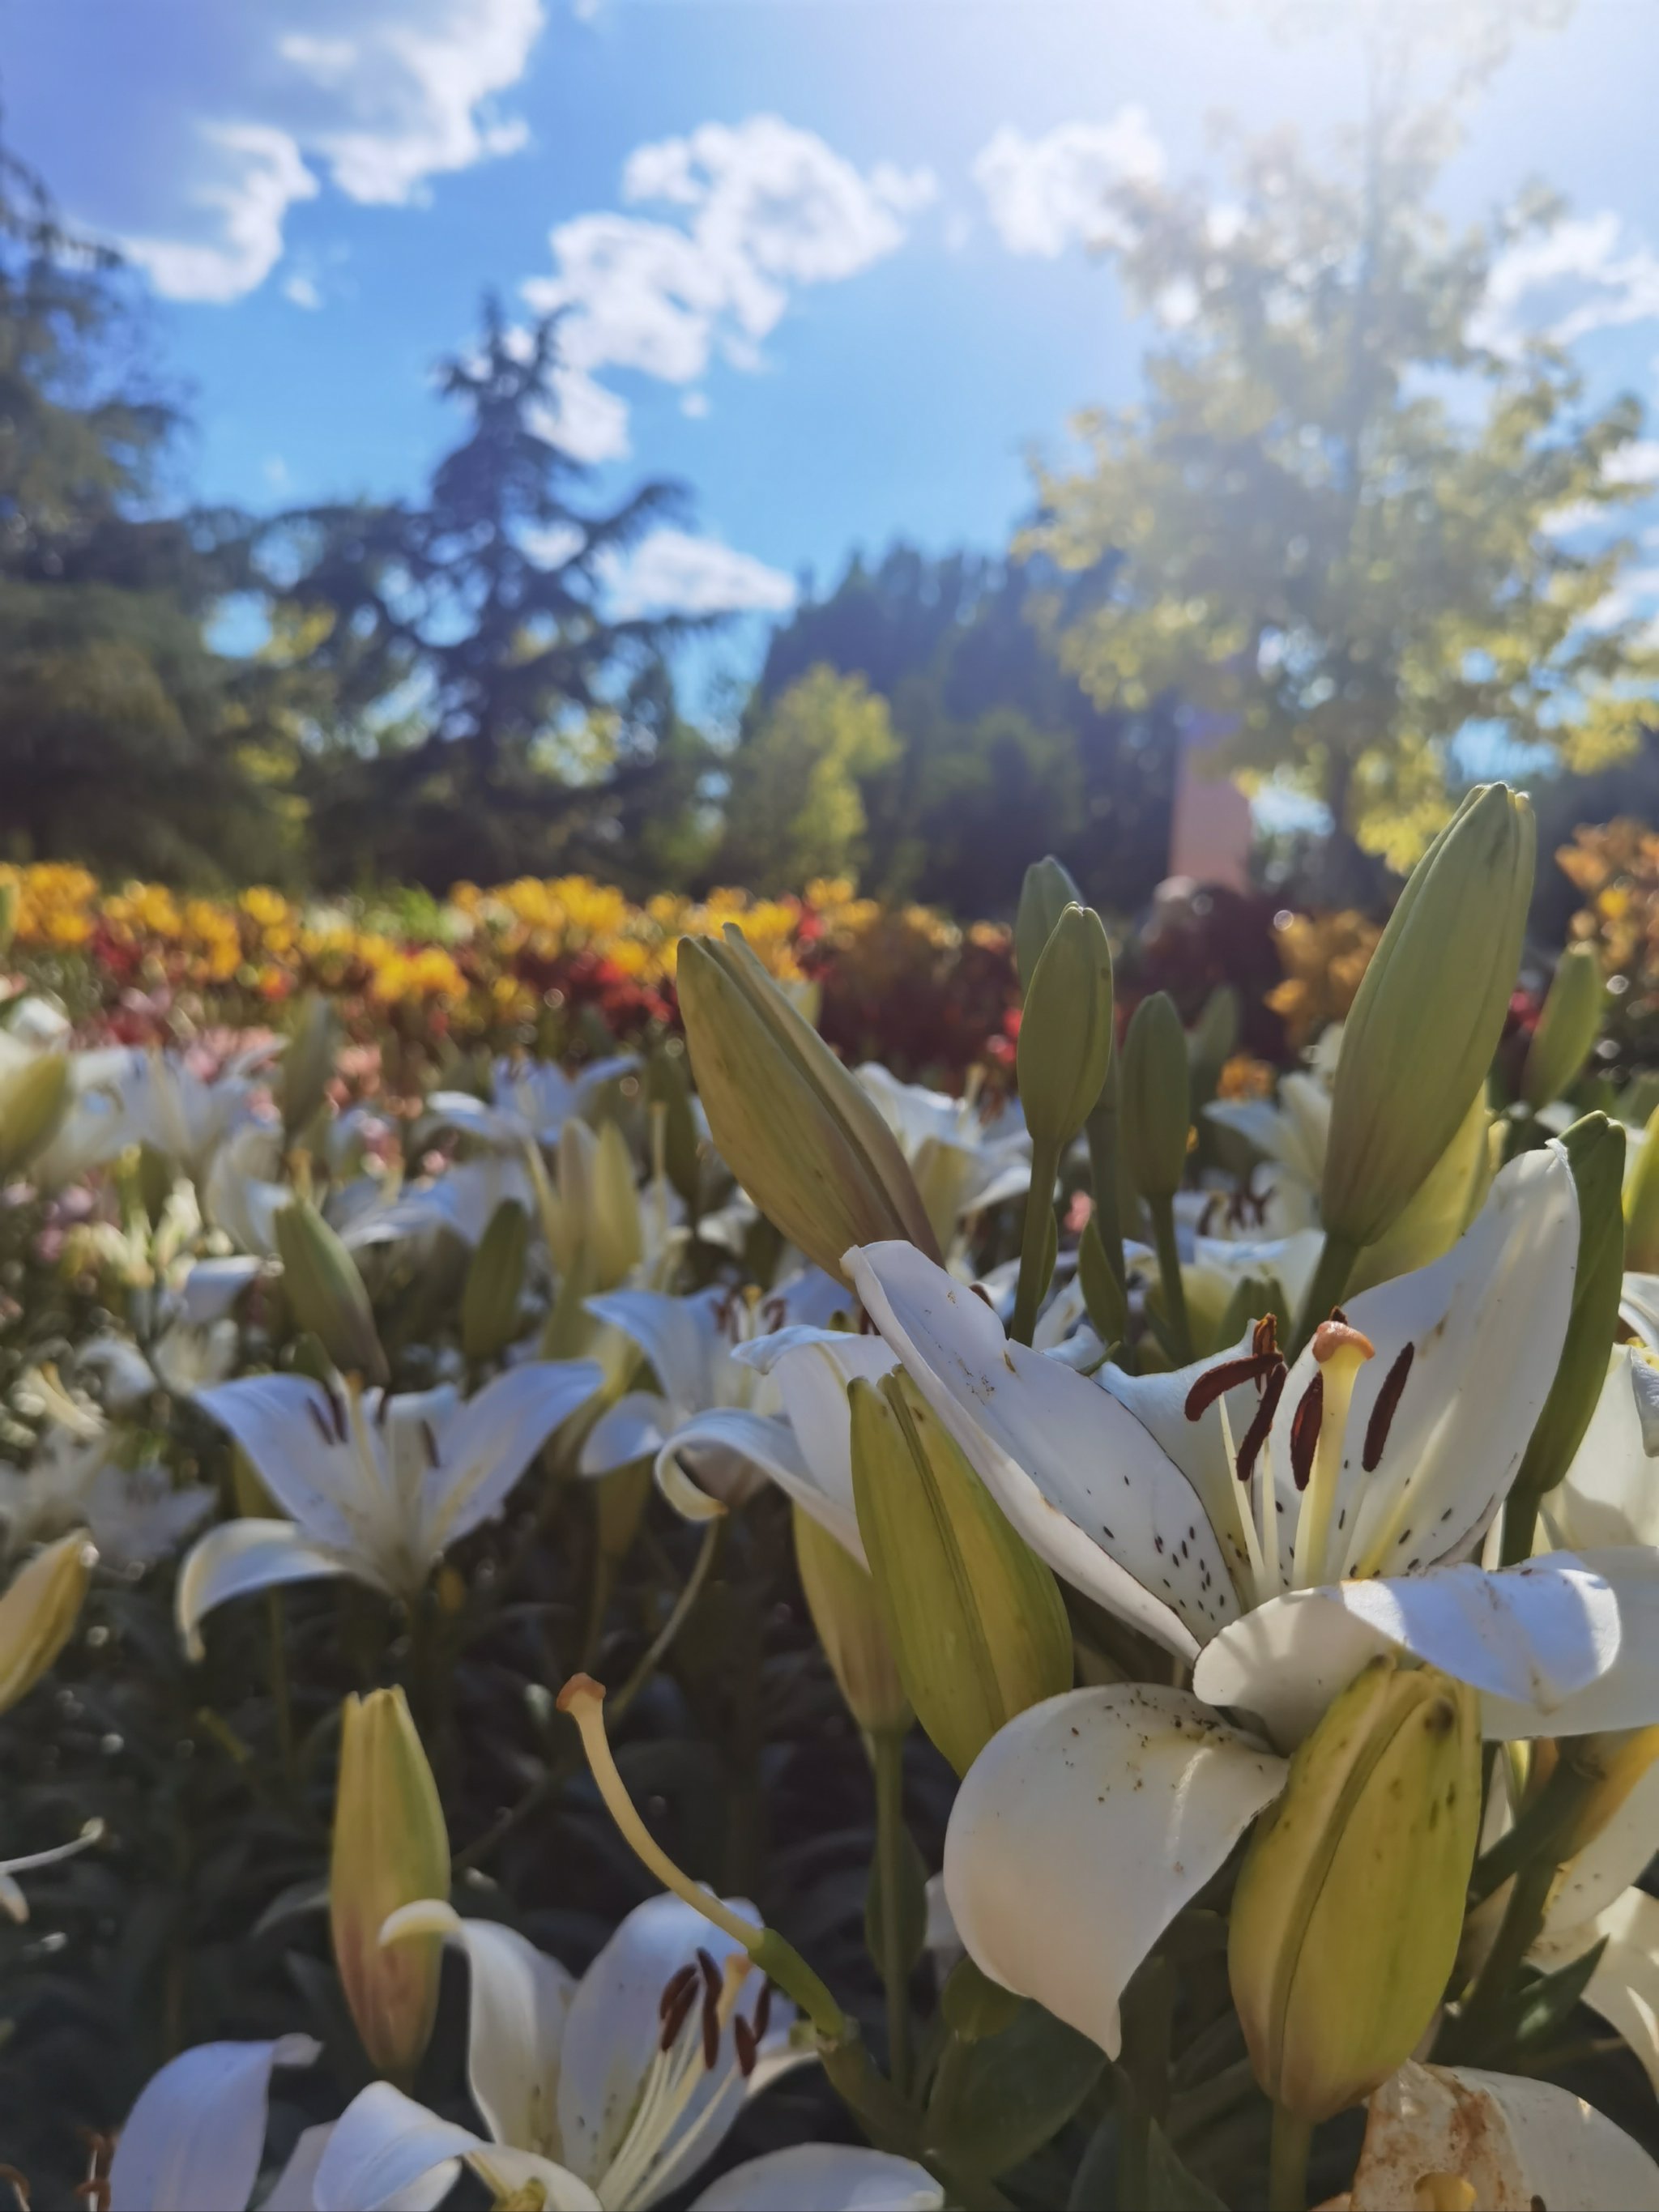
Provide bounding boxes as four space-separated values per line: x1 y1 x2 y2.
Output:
322 1890 800 2210
428 1053 638 1153
1341 2061 1659 2210
49 1046 271 1187
855 1064 1030 1243
81 1317 241 1411
341 1152 537 1255
0 1422 213 1572
177 1359 601 1656
578 1270 851 1485
109 2034 329 2212
649 1325 897 1564
1205 1068 1329 1200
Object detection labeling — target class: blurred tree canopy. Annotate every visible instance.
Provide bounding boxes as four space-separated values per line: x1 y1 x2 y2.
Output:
258 300 712 892
0 147 301 880
1026 39 1659 882
722 544 1180 916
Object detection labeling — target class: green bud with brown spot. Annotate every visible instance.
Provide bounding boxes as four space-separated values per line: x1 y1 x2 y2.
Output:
1230 1655 1480 2124
676 926 940 1285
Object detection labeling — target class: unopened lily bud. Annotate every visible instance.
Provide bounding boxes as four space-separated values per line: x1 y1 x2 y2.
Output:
792 1502 911 1736
461 1199 529 1362
592 1120 643 1292
1120 993 1191 1203
0 1052 70 1181
280 993 339 1139
1324 783 1534 1251
331 1687 450 2082
1188 985 1241 1110
275 1199 388 1387
1230 1655 1480 2124
0 1531 95 1713
1017 905 1115 1154
646 1042 702 1208
849 1370 1073 1775
677 926 941 1285
1626 1104 1659 1272
1521 944 1605 1110
1014 855 1083 995
0 880 15 959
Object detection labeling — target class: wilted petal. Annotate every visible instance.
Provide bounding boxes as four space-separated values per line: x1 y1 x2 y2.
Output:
380 1899 574 2158
1192 1549 1656 1747
942 1685 1285 2059
109 2034 319 2212
849 1241 1238 1659
177 1519 353 1660
424 1359 602 1549
557 1892 791 2208
689 2146 945 2210
1346 2061 1659 2211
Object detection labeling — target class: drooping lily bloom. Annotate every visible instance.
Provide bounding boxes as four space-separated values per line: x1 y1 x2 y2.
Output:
427 1053 638 1154
578 1271 851 1487
177 1361 601 1656
847 1149 1659 2058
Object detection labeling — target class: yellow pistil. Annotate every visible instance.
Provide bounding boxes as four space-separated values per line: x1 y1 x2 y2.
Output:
1291 1321 1375 1590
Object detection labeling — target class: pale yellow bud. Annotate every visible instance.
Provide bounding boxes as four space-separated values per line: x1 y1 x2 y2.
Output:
792 1502 910 1737
330 1687 450 2082
1521 944 1606 1110
0 1053 70 1182
0 1531 94 1714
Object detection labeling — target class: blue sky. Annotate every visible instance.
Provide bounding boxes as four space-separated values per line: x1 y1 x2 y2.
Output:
10 0 1659 688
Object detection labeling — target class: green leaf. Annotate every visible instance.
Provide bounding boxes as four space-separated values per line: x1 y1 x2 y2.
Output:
1512 1935 1610 2052
927 2000 1105 2176
1144 2119 1228 2211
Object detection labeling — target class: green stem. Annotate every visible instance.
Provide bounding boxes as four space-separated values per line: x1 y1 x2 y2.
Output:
1444 1853 1558 2063
1268 2103 1312 2212
1009 1138 1061 1345
1293 1230 1360 1354
1085 1082 1126 1289
1468 1759 1594 1905
1148 1194 1192 1362
579 1552 616 1677
872 1728 913 2099
1499 1483 1544 1568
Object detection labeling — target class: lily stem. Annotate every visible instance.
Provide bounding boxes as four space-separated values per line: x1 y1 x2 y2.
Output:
1147 1193 1192 1363
1293 1230 1360 1355
1444 1852 1558 2062
1085 1076 1126 1289
872 1728 913 2099
1009 1138 1061 1345
1268 2103 1311 2212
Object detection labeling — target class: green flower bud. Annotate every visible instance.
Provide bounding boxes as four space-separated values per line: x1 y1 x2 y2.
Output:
792 1502 911 1737
1626 1104 1659 1272
1016 905 1115 1154
1015 855 1083 995
331 1687 450 2082
677 927 941 1285
0 1531 94 1714
1120 993 1191 1203
1521 944 1606 1110
279 992 339 1139
1347 1087 1493 1296
0 1052 70 1182
461 1199 530 1362
1323 784 1534 1250
849 1370 1073 1776
275 1199 388 1387
591 1119 643 1292
1230 1656 1480 2124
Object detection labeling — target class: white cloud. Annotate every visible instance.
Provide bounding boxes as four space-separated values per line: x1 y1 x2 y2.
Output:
603 527 795 619
112 0 544 302
284 270 324 309
1475 211 1659 358
972 110 1164 259
522 116 936 454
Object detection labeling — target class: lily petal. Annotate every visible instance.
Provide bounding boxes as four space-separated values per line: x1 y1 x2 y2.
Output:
196 1373 378 1552
1537 1888 1659 2102
380 1900 574 2159
765 1331 899 1562
942 1685 1285 2058
557 1891 791 2209
1550 1755 1659 1930
176 1519 354 1660
580 1391 674 1477
108 2034 319 2212
1546 1346 1659 1553
263 2125 334 2212
311 2082 489 2212
1192 1549 1659 1747
849 1241 1238 1659
424 1359 602 1550
689 2146 945 2210
1346 2061 1659 2212
655 1407 810 1524
586 1289 728 1413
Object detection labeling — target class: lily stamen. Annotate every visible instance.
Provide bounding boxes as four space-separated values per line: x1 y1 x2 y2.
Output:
1363 1342 1416 1473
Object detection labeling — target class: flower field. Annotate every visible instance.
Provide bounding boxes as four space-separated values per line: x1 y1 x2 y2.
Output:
5 803 1659 2209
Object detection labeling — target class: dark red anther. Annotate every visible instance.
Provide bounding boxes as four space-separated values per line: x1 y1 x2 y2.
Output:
753 1979 773 2040
1363 1343 1415 1473
700 1984 721 2069
659 1963 698 2021
696 1947 721 2001
420 1418 440 1469
1235 1362 1289 1485
734 2014 758 2078
1184 1351 1282 1421
326 1386 348 1443
306 1396 334 1446
1290 1373 1324 1491
659 1977 698 2053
